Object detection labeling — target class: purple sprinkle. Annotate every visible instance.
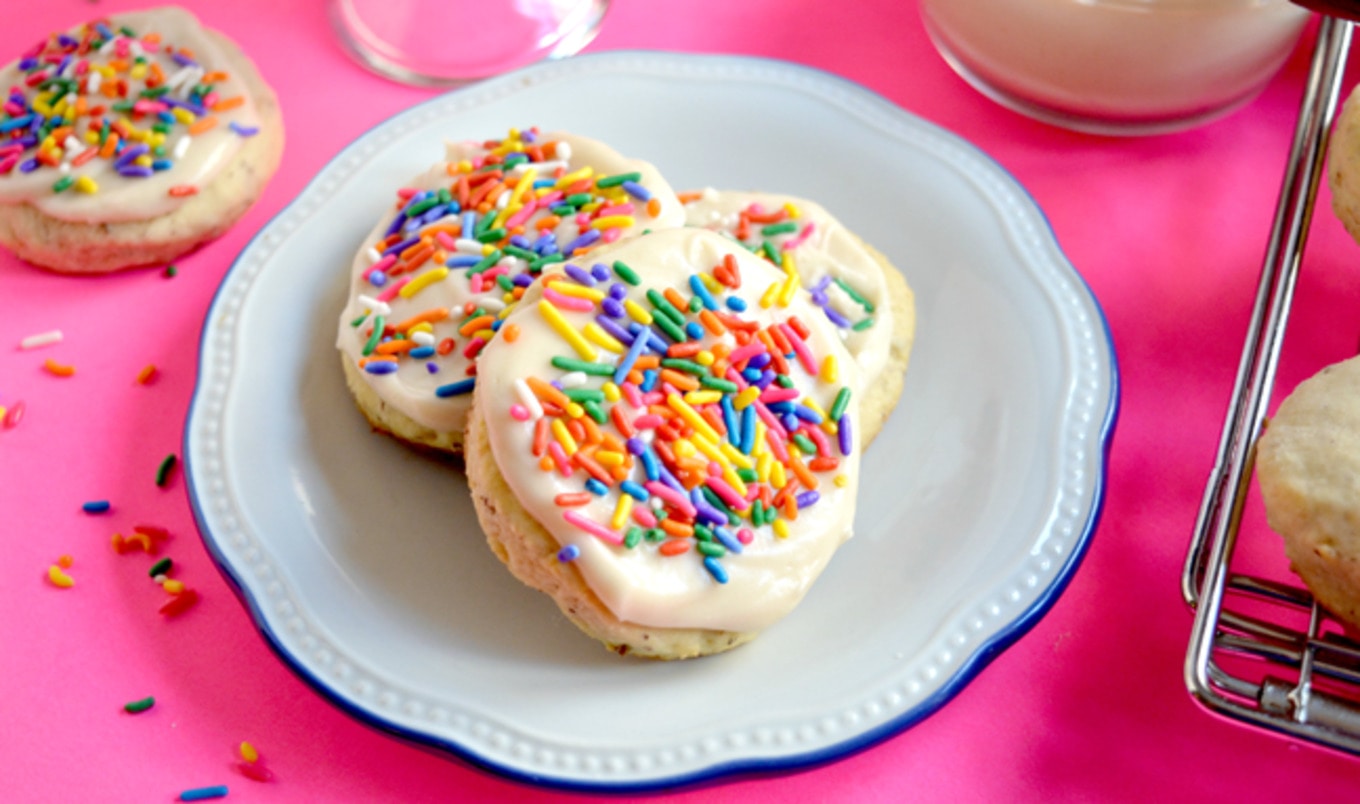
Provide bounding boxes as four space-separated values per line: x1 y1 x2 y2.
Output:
590 263 611 282
368 271 388 287
838 414 853 456
18 158 40 173
562 229 601 255
15 134 38 149
621 180 652 202
229 121 259 138
824 307 853 328
113 142 149 169
557 544 580 562
382 236 420 257
796 491 820 508
364 361 398 375
509 234 532 249
522 129 537 143
810 291 829 307
594 315 634 345
531 233 557 254
625 437 647 456
564 263 594 286
18 57 38 71
811 275 833 293
608 282 628 301
118 165 155 178
426 362 439 373
171 52 199 68
512 272 535 288
162 96 207 117
781 413 800 432
794 404 823 424
748 353 771 370
600 297 625 319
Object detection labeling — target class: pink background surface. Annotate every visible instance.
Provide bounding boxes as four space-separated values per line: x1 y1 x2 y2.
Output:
4 1 1360 800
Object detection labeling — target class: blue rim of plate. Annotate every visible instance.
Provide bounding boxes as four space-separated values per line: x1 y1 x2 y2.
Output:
184 49 1120 793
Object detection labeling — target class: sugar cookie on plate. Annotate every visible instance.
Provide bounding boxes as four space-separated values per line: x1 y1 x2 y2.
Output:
338 129 685 455
465 227 863 659
681 189 915 444
0 6 284 273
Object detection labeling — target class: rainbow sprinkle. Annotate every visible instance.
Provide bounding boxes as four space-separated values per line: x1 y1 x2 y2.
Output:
512 251 853 584
1 14 254 196
352 128 669 394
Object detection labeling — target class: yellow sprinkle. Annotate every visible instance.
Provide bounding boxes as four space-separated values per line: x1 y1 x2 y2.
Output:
555 166 594 188
454 159 473 173
722 466 748 497
833 474 849 488
820 355 838 384
239 742 260 764
47 565 75 588
583 323 625 354
759 281 780 309
40 135 56 151
565 402 585 419
601 382 621 402
669 394 721 444
547 281 606 302
550 418 578 455
163 578 186 594
473 328 496 342
684 390 723 406
623 299 653 325
497 168 537 228
408 322 434 335
610 495 634 531
700 273 724 294
149 132 165 148
577 200 604 215
130 62 148 80
718 441 755 470
73 176 98 194
695 350 715 367
757 453 773 484
172 107 195 124
773 519 790 539
752 420 768 457
673 438 698 460
502 292 516 305
595 450 625 468
784 201 801 218
537 300 597 360
690 437 728 470
398 267 449 299
770 459 787 489
83 130 99 144
590 215 636 230
777 272 801 307
734 387 761 410
0 406 7 421
134 155 153 168
31 99 52 116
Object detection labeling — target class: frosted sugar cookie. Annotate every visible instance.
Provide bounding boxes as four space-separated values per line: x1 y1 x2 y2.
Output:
1257 355 1360 632
338 128 685 454
0 6 283 273
681 189 915 444
465 228 862 659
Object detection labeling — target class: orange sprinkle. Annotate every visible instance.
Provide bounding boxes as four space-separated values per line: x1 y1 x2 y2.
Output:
373 340 418 355
187 116 220 135
43 358 75 377
610 406 634 439
633 355 661 371
99 132 121 159
580 416 604 445
392 308 450 332
698 310 726 336
666 342 702 358
201 70 229 83
538 455 555 472
533 417 550 457
136 364 158 384
535 215 561 231
554 493 592 507
501 323 520 343
566 417 587 444
574 451 613 485
677 190 705 204
458 315 496 337
659 539 690 556
663 288 688 312
58 555 74 569
148 62 165 87
71 146 97 167
526 377 570 409
788 450 819 491
661 519 694 538
168 185 199 197
659 369 700 392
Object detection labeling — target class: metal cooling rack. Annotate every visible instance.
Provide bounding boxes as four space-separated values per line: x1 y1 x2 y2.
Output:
1181 15 1360 754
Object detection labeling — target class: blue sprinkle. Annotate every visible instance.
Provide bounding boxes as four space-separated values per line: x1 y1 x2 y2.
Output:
619 480 648 501
740 406 757 454
557 545 580 563
585 478 609 496
426 362 439 373
177 785 228 802
434 378 475 397
156 111 176 125
703 557 729 584
364 361 398 375
446 255 482 269
688 274 719 311
82 500 111 514
621 180 652 202
742 368 762 383
684 322 705 340
714 526 743 554
640 369 659 393
0 114 34 133
409 346 436 358
794 404 824 424
725 296 748 312
368 271 388 287
639 448 661 482
151 159 172 171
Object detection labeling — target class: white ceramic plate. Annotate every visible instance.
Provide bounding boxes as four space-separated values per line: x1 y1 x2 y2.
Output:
186 51 1117 791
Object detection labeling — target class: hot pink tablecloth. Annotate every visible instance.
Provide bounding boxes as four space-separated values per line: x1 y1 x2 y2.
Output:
4 1 1359 800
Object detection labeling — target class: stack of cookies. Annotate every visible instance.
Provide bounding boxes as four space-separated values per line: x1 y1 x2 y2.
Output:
337 128 917 659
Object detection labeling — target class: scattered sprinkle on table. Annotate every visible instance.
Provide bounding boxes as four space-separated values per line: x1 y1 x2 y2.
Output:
164 264 178 278
47 564 75 588
43 358 75 377
155 453 179 487
178 785 228 802
137 364 159 384
159 588 199 617
3 401 24 429
82 500 111 514
123 696 155 714
19 330 62 349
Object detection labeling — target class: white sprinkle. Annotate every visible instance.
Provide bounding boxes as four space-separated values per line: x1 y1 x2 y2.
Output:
514 378 544 420
20 330 63 350
497 256 526 274
410 331 436 347
478 297 507 313
559 371 588 389
510 159 566 175
554 141 572 161
173 135 192 160
87 71 102 94
454 238 485 255
364 246 383 265
356 295 391 317
63 135 81 152
495 191 511 210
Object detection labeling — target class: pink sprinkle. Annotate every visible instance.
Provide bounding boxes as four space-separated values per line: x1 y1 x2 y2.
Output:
737 528 754 545
462 337 486 359
706 476 750 511
782 221 816 251
396 187 419 200
366 253 397 280
727 342 767 365
779 322 819 376
601 228 623 244
433 231 459 251
764 427 791 463
509 404 530 421
759 386 800 405
548 442 572 477
3 400 25 429
537 190 564 207
643 481 697 518
503 197 539 230
632 506 658 528
802 424 832 456
621 382 644 409
543 286 594 313
596 203 635 217
470 274 484 294
632 414 665 429
0 155 18 175
375 276 410 302
562 509 623 545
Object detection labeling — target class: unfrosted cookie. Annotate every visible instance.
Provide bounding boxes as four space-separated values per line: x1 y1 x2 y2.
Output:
465 228 863 659
338 129 685 454
0 7 284 273
681 189 915 444
1256 355 1360 631
1330 84 1360 247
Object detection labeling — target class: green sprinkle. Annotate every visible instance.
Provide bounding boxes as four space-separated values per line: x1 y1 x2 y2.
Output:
829 387 852 422
699 376 740 393
688 296 704 313
476 227 507 244
761 241 780 263
736 467 759 483
164 265 178 278
529 253 564 271
52 176 74 194
624 527 643 549
349 312 369 328
697 542 726 558
123 696 155 714
503 244 537 261
791 433 818 455
468 250 502 274
474 212 497 235
761 221 799 236
155 453 178 488
581 399 608 424
645 289 686 328
404 197 439 217
595 171 642 189
148 558 173 578
362 315 385 356
851 317 875 332
550 356 614 376
436 188 452 204
751 499 765 526
660 358 708 376
562 388 606 403
775 374 795 389
139 85 170 99
550 203 577 216
495 274 514 292
612 261 640 285
564 193 593 206
833 277 874 312
652 313 687 343
645 528 666 543
694 523 714 542
111 100 136 113
699 486 736 523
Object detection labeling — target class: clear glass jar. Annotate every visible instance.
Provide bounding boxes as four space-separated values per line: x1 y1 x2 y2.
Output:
920 0 1312 135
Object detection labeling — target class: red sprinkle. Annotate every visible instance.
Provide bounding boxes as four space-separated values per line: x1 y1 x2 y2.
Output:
159 588 199 617
236 762 275 783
